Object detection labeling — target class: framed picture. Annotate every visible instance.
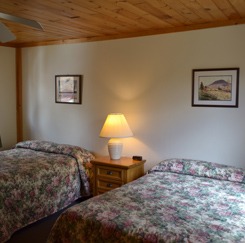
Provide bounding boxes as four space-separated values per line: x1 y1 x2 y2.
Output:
55 75 82 104
192 68 239 107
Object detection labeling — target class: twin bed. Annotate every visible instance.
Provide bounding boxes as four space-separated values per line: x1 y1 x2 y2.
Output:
0 140 94 242
48 158 245 242
1 141 245 242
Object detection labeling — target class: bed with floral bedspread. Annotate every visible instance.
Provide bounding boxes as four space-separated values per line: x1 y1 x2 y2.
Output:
0 140 94 242
48 158 245 243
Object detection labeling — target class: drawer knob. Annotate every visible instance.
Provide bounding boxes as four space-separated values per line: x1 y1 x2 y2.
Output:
107 171 113 175
107 183 113 187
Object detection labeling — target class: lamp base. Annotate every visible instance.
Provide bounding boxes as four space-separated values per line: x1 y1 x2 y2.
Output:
108 138 123 160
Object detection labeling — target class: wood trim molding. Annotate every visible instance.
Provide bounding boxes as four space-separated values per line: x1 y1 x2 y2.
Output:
16 48 23 142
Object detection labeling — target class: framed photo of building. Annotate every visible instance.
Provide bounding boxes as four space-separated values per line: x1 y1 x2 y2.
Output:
192 68 239 107
55 75 82 104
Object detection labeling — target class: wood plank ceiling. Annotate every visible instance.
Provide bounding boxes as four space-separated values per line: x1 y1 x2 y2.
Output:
0 0 245 48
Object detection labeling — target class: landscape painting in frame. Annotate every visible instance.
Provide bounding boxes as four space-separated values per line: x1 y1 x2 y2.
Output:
55 75 82 104
192 68 239 107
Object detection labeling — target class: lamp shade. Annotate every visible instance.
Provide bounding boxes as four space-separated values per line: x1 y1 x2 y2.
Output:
100 113 133 138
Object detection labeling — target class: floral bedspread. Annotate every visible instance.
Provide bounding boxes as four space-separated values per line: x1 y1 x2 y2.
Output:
48 158 245 243
0 140 94 242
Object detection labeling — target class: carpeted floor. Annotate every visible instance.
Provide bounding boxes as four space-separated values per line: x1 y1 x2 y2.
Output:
7 197 89 243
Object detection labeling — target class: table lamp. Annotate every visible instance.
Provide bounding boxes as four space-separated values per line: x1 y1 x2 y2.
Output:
100 113 133 160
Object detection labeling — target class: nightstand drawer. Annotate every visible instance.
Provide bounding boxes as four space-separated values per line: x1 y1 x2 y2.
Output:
97 166 124 180
91 157 146 196
97 179 122 190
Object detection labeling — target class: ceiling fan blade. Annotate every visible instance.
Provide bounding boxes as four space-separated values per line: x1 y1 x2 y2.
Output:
0 22 16 43
0 12 43 30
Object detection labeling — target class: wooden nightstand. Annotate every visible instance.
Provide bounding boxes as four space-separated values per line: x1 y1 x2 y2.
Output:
91 156 146 196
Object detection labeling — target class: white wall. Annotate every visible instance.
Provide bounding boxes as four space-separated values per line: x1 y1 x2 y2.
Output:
0 47 16 149
22 25 245 170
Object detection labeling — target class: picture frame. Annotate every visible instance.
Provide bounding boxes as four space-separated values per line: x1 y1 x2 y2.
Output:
192 68 239 108
55 75 82 104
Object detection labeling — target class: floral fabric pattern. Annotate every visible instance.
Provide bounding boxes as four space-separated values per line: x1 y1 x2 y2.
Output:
149 158 245 183
48 159 245 243
0 140 94 242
